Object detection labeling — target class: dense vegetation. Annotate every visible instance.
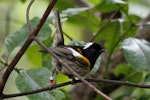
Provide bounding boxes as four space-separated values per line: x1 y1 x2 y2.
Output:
0 0 150 100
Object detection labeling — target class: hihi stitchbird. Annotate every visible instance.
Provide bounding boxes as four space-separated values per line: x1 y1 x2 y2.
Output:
41 42 105 78
40 9 105 82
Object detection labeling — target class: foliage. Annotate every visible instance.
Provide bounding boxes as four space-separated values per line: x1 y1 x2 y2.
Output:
0 0 150 100
5 17 52 54
121 38 150 71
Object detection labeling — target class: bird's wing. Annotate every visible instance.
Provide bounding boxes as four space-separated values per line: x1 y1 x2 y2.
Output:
50 47 90 67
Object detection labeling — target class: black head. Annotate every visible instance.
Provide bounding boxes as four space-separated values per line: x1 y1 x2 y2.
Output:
82 42 105 68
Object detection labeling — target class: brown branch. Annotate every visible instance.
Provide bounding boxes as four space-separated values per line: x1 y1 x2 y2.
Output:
0 0 58 98
26 0 35 32
53 9 64 46
3 78 150 99
34 37 112 100
90 10 119 41
54 9 64 38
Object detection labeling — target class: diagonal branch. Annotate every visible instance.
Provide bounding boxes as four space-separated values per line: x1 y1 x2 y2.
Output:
53 9 64 46
0 0 58 97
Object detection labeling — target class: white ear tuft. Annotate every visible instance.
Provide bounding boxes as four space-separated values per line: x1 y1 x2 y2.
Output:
83 42 93 49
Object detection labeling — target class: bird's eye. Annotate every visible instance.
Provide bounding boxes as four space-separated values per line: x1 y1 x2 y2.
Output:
90 48 95 53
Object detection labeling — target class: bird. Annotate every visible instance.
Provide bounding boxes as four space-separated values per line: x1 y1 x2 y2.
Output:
41 42 105 78
40 9 105 82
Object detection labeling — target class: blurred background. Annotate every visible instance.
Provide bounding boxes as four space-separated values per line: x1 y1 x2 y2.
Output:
0 0 150 100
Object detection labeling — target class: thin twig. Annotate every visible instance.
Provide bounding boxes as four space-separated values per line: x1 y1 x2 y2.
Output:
90 10 119 41
63 32 73 41
53 9 64 46
54 9 73 41
34 37 112 100
0 0 58 97
3 78 150 99
26 0 35 32
0 59 9 66
54 9 64 40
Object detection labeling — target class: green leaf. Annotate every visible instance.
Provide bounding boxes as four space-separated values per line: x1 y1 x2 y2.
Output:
20 0 27 3
26 44 42 66
95 0 118 13
51 90 65 100
112 0 127 4
16 67 63 100
138 94 150 100
61 7 89 17
95 0 127 13
113 64 143 83
66 9 100 29
48 8 90 23
95 19 120 52
60 89 71 100
55 0 75 12
0 48 4 56
88 0 101 5
113 64 133 76
90 56 101 75
41 53 53 69
126 72 143 83
5 17 51 54
144 72 150 82
121 38 150 71
40 36 53 68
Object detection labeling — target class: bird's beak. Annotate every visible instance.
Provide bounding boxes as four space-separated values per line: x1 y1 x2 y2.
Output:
102 49 106 52
99 49 106 53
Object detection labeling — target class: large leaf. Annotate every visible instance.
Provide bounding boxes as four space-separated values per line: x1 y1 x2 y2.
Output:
95 0 118 13
16 67 65 100
5 17 51 53
55 0 75 12
48 8 90 23
61 7 89 17
62 9 100 35
121 38 150 71
95 0 127 13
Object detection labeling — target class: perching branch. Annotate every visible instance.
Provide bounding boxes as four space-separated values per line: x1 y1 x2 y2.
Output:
0 0 58 98
3 78 150 99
